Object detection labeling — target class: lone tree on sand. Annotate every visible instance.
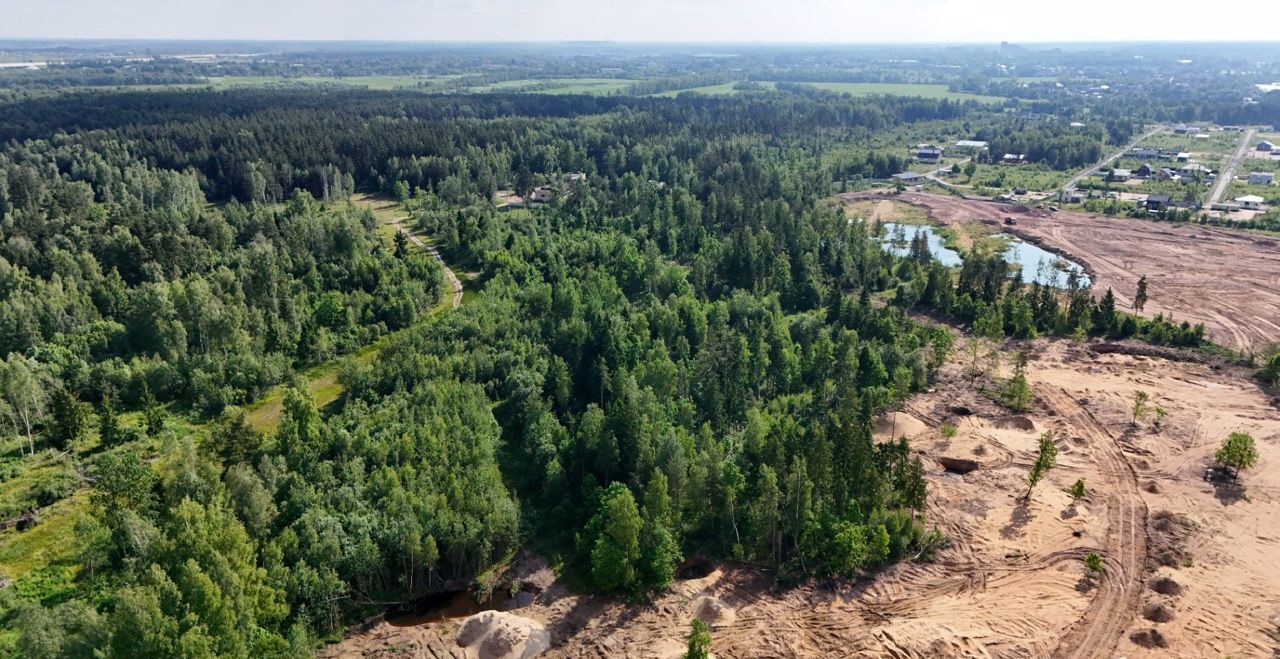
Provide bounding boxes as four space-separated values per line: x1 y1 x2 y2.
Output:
1084 551 1104 576
683 619 712 659
1215 431 1258 480
1025 431 1058 500
1133 275 1148 312
1069 478 1087 502
1131 390 1150 426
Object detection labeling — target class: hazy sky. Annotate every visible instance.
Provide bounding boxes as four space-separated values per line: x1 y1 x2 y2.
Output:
5 0 1280 43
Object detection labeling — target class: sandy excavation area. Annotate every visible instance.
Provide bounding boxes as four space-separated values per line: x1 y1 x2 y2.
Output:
321 338 1280 658
841 190 1280 352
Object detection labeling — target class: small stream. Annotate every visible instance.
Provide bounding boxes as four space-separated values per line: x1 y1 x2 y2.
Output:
879 223 1089 288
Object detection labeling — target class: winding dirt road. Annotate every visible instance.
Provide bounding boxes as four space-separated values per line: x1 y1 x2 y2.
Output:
1040 386 1148 659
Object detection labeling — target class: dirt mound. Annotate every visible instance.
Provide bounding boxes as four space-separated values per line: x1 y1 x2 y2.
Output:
1129 628 1169 648
1149 511 1194 568
993 415 1036 431
1150 577 1183 596
457 611 550 659
691 595 736 627
1143 603 1175 623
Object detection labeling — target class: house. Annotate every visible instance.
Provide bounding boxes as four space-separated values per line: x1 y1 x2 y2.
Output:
562 172 587 185
1107 168 1132 182
1173 123 1190 134
1258 140 1275 152
1131 147 1162 160
1249 172 1275 186
1156 168 1181 182
954 140 988 153
1135 163 1155 178
914 146 944 163
1179 163 1211 175
1235 195 1265 210
1145 194 1172 211
1175 152 1191 162
893 171 928 185
1001 153 1026 165
1061 188 1085 203
528 186 554 203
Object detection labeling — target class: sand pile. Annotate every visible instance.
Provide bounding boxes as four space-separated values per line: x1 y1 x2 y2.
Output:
456 611 550 659
691 595 736 627
1149 577 1183 596
1142 603 1175 622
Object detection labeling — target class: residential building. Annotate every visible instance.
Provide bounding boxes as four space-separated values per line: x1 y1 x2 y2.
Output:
893 171 928 184
1235 195 1265 210
1248 172 1275 186
1258 140 1275 152
1144 194 1172 211
953 140 988 153
1135 163 1155 178
1107 168 1132 182
914 146 944 163
529 186 554 203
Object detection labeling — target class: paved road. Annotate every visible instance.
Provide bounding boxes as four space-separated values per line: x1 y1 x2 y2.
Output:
1207 127 1257 205
1061 125 1166 193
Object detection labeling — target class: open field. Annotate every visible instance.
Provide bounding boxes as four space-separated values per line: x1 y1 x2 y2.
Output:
465 78 636 95
844 190 1280 352
320 338 1280 658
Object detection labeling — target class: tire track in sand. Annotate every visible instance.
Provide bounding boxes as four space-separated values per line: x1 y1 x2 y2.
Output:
1042 386 1148 659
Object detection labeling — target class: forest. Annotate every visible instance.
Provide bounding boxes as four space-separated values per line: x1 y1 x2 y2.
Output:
0 82 1211 657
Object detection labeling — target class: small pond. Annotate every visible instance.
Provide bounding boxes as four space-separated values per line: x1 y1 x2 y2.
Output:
878 223 1089 288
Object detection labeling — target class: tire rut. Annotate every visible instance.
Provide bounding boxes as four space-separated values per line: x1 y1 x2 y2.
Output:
1042 386 1148 659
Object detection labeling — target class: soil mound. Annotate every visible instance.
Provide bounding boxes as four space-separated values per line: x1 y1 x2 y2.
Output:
1143 603 1175 623
457 611 550 659
691 595 736 627
1150 577 1183 596
994 415 1035 431
1129 628 1169 648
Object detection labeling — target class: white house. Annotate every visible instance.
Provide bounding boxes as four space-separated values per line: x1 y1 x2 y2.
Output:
1235 195 1265 210
1248 172 1275 186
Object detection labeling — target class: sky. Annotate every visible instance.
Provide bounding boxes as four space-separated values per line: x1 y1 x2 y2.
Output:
4 0 1280 43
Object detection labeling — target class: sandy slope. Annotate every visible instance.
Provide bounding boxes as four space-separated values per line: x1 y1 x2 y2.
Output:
321 339 1280 658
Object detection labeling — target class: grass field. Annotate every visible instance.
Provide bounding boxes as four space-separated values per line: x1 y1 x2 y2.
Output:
465 78 635 95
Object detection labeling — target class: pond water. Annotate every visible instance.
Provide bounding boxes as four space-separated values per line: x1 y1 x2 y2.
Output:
878 223 1089 288
879 223 962 267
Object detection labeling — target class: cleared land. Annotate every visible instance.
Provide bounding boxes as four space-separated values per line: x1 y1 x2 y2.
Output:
843 191 1280 352
321 338 1280 658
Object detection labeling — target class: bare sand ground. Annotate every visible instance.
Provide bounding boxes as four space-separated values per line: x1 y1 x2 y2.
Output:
320 338 1280 658
840 190 1280 352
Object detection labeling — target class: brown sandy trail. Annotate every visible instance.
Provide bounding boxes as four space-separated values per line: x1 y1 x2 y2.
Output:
842 190 1280 351
352 195 464 309
1040 386 1148 659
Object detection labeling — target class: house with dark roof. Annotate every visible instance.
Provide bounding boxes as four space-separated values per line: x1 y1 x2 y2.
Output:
1144 194 1172 211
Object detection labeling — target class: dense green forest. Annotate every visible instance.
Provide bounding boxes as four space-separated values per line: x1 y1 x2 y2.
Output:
0 83 1212 657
